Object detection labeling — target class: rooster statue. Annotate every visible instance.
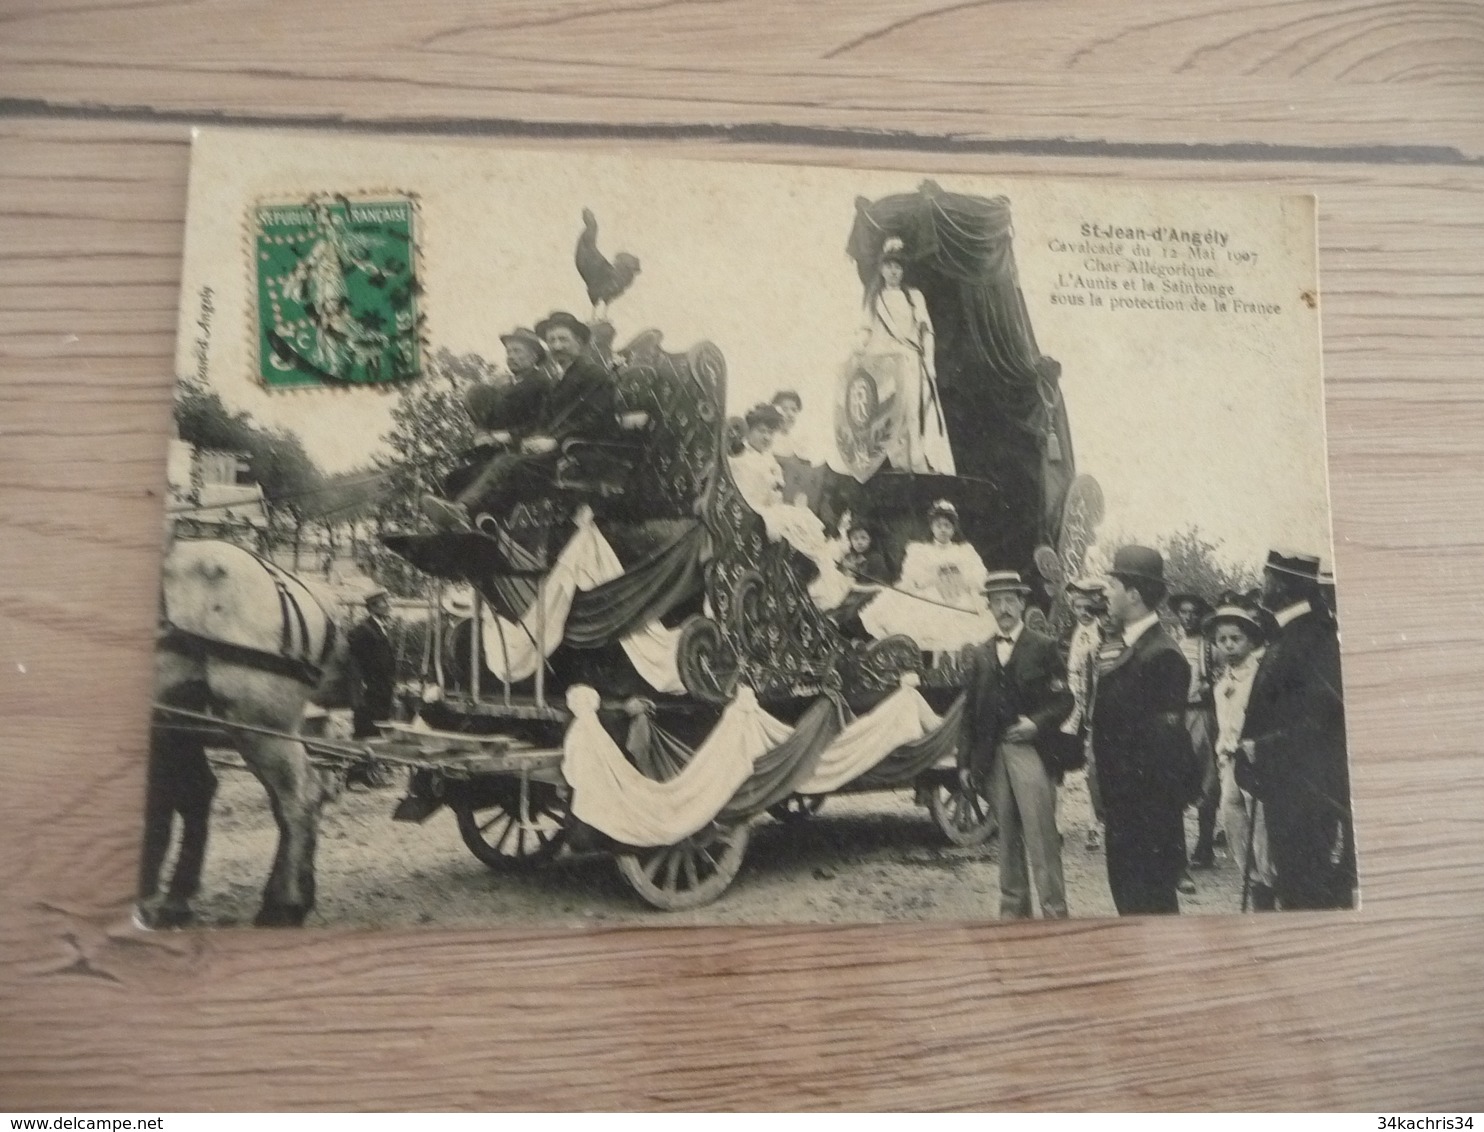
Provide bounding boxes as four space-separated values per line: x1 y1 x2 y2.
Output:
575 208 641 320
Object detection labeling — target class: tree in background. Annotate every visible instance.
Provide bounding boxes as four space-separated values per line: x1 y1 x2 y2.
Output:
1159 526 1263 605
174 376 326 553
367 347 501 594
373 346 499 526
1089 524 1262 608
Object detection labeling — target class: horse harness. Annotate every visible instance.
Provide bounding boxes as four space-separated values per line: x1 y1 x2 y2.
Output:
158 549 338 689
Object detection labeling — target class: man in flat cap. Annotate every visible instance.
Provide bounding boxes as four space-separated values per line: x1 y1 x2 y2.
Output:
1237 550 1353 909
345 588 397 787
958 571 1074 918
1092 546 1200 914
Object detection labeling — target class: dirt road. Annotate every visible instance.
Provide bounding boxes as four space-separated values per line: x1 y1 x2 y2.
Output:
177 759 1246 929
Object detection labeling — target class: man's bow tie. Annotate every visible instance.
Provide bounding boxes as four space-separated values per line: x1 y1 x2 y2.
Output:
995 635 1015 645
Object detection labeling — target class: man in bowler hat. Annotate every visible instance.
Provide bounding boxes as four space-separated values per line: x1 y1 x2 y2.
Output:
1092 546 1198 914
958 571 1074 918
1237 550 1352 909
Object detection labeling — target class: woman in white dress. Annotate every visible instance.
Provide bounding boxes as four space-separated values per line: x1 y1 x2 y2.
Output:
858 237 955 475
727 403 853 611
859 500 994 651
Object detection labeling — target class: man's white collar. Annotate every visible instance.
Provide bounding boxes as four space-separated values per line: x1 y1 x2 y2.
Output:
1122 610 1161 648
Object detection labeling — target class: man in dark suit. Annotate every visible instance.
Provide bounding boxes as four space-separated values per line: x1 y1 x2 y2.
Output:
1093 545 1197 915
959 571 1075 918
424 311 620 530
1237 550 1352 910
348 588 397 742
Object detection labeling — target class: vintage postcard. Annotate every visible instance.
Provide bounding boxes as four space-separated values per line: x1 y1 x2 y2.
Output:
146 128 1353 928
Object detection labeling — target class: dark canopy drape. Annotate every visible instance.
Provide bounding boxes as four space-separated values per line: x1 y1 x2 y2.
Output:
563 521 707 647
846 183 1074 574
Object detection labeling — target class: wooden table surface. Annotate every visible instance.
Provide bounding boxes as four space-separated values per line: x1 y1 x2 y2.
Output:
2 1 1481 1112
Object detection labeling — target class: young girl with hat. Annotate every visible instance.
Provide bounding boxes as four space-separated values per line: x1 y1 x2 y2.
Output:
859 499 994 651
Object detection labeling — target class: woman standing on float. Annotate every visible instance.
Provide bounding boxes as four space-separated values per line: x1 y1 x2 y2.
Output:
858 236 955 476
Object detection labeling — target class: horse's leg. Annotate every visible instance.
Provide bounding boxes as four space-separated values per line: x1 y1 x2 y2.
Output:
237 732 324 927
138 728 179 907
157 740 218 925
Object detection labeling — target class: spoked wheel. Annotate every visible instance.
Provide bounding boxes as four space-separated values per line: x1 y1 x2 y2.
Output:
453 788 570 870
928 776 998 847
767 794 827 824
615 821 751 911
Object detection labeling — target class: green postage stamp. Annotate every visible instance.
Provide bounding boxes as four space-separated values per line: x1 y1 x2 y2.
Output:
254 194 423 388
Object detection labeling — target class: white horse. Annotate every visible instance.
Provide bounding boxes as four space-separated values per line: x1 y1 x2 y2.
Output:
144 539 344 927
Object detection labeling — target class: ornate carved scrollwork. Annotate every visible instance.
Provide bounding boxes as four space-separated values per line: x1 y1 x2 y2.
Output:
847 634 924 695
1042 474 1105 637
676 615 740 705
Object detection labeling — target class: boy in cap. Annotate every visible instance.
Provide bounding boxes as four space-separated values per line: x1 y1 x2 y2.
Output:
1170 590 1221 871
1205 602 1274 909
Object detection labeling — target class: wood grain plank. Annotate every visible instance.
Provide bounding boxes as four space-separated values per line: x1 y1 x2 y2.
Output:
1 97 1482 1112
1 1 1481 154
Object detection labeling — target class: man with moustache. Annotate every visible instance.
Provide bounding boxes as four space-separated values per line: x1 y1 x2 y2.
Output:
1236 550 1352 910
463 327 554 447
424 311 619 530
1092 545 1199 914
958 571 1074 919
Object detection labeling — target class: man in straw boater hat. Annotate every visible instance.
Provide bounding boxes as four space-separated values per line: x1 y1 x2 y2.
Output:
957 571 1074 918
1093 545 1204 914
1236 550 1353 910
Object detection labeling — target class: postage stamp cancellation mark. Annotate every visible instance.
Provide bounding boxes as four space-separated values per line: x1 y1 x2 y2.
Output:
255 194 423 389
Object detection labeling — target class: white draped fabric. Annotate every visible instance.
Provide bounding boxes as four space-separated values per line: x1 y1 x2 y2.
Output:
561 684 790 847
728 446 854 610
478 507 685 693
793 679 945 794
858 540 996 652
559 675 952 847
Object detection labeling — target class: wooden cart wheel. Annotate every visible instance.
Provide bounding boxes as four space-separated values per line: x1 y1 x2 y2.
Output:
452 790 569 870
766 794 826 824
929 777 998 847
614 820 751 911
